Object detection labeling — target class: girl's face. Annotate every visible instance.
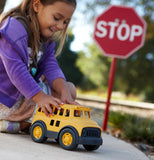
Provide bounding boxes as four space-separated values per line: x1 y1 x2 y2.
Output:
33 0 75 39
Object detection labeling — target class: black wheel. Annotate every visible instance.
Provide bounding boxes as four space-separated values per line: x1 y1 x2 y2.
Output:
83 145 100 151
30 122 47 143
59 128 78 150
55 138 59 144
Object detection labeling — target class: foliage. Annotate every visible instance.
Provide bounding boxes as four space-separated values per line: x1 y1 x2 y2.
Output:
81 0 154 21
115 21 154 100
109 111 154 145
76 0 154 102
1 0 154 102
76 0 111 21
76 43 111 90
57 31 84 86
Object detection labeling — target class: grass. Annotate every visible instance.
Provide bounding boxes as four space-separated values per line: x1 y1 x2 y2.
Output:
108 111 154 145
77 88 142 102
77 89 154 144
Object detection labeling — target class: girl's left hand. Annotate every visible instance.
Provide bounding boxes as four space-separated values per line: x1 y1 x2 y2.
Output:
51 78 80 105
61 92 79 105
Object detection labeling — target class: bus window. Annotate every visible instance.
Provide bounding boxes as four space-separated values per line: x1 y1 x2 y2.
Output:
54 108 58 115
65 109 70 117
50 120 54 126
59 108 64 116
74 110 83 117
38 108 42 112
56 121 60 127
85 111 90 118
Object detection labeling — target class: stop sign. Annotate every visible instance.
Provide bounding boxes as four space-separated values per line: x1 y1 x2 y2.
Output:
94 5 147 59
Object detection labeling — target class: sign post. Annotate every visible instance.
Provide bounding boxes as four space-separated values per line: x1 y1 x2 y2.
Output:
103 58 117 131
93 5 147 131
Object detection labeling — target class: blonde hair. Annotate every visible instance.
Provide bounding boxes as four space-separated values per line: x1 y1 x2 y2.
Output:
0 0 76 57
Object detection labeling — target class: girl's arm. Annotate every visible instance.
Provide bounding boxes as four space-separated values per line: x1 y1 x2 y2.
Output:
43 44 77 104
51 78 77 104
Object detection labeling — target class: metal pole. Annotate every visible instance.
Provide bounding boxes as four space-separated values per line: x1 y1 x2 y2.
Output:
102 58 117 131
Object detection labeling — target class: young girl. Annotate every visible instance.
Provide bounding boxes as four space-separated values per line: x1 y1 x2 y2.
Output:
0 0 77 133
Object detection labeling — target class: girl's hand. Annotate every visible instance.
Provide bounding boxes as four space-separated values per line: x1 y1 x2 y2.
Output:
60 91 79 105
51 78 79 105
32 91 63 117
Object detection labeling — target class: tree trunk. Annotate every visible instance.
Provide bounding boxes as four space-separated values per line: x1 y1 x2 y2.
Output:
0 0 7 14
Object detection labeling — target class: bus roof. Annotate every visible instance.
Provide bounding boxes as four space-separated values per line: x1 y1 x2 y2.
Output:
60 104 91 111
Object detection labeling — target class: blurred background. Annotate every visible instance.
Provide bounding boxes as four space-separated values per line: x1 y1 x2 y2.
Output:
1 1 154 155
1 0 154 103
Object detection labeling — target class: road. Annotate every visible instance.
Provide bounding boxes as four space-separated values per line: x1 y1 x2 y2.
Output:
77 95 154 119
0 132 149 160
76 96 154 160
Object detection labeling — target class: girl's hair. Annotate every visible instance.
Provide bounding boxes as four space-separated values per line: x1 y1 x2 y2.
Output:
0 0 76 57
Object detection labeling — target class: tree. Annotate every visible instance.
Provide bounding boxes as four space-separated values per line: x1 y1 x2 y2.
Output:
76 43 111 91
114 0 154 100
75 0 154 101
116 21 154 100
57 31 84 86
0 0 7 14
81 0 154 21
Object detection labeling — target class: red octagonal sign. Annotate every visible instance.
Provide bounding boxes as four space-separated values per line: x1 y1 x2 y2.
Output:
94 5 147 59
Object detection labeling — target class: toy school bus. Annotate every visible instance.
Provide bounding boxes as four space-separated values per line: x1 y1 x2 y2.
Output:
30 104 103 151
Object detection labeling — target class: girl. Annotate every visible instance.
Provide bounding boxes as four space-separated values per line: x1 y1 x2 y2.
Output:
0 0 77 133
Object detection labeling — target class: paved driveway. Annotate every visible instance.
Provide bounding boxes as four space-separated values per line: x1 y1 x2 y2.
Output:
0 133 149 160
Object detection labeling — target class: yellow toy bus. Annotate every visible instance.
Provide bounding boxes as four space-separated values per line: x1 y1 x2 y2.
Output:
30 104 103 151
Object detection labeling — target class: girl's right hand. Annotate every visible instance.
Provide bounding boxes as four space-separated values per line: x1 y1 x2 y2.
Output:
32 91 63 117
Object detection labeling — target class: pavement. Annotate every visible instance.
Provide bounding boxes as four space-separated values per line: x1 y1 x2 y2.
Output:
0 132 149 160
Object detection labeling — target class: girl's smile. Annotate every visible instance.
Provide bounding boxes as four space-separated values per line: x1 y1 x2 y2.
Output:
33 0 75 39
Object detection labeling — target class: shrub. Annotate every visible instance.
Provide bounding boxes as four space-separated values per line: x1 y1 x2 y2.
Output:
109 111 154 145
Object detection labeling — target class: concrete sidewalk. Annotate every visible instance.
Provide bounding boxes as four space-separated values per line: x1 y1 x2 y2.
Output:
0 133 149 160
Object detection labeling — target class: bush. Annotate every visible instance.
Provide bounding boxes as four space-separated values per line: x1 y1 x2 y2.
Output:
109 111 154 145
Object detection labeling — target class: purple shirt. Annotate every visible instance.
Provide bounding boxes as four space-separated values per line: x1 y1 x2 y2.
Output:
0 17 65 108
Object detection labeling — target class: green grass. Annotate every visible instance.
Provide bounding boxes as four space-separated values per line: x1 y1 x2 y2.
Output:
109 111 154 145
77 88 142 102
